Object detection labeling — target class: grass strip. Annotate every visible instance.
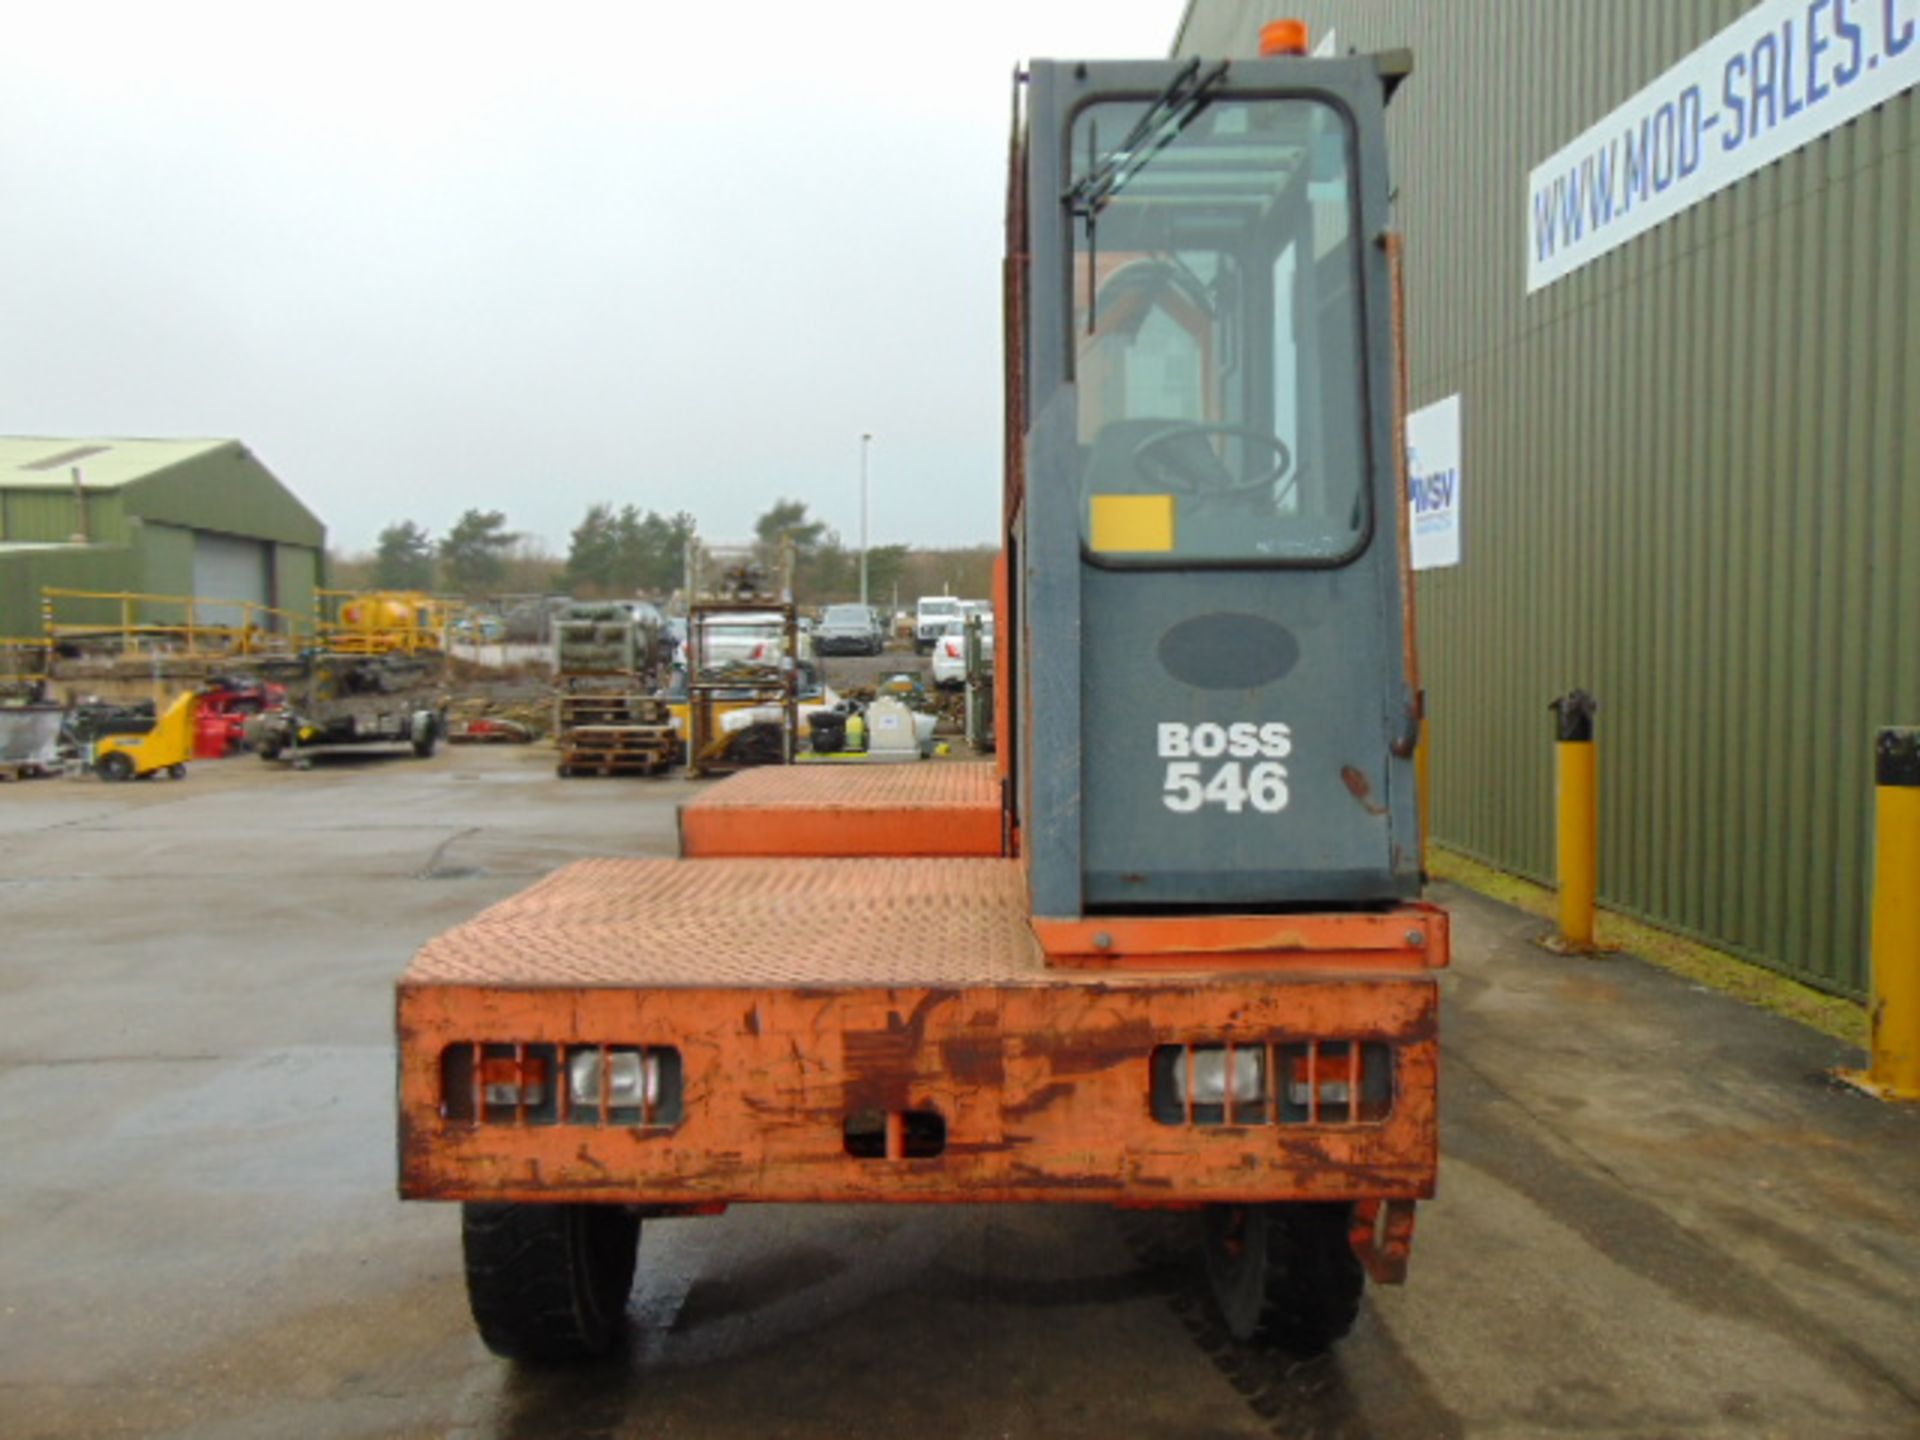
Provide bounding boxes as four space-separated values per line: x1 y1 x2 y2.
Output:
1428 846 1866 1048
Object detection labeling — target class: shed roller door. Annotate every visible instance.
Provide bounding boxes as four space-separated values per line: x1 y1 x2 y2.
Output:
192 532 271 627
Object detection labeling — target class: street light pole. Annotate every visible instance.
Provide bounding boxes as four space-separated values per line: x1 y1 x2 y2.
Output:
859 432 873 608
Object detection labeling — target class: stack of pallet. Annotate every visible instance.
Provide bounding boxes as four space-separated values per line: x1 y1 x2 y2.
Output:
549 601 681 779
557 693 652 729
555 695 681 778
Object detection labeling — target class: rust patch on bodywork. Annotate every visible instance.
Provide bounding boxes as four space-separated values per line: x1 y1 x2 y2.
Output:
1001 1080 1077 1120
1341 765 1389 817
396 973 1440 1208
1033 905 1448 971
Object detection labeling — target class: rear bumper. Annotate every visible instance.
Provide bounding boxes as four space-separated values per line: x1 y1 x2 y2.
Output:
397 971 1438 1207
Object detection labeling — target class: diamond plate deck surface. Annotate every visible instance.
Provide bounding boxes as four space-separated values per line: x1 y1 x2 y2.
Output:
679 760 1003 858
686 761 997 814
405 858 1043 987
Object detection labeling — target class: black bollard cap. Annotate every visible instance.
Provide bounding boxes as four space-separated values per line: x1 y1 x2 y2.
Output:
1878 729 1920 789
1550 690 1598 744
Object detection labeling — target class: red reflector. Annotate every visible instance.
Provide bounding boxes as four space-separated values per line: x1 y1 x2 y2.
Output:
479 1054 548 1093
479 1056 518 1088
944 641 960 657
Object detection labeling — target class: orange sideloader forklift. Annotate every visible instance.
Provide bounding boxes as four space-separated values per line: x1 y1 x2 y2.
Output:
397 25 1442 1362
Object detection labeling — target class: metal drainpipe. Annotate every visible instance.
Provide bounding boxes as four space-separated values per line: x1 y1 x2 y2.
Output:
70 467 89 542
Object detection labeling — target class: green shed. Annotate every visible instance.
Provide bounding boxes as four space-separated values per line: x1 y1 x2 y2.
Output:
0 437 327 640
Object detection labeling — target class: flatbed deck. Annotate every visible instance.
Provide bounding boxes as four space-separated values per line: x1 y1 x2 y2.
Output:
404 857 1040 988
677 761 1003 858
396 858 1444 1208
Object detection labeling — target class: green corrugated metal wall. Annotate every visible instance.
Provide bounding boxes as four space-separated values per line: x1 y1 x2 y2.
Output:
272 544 320 630
126 444 324 547
138 523 196 624
0 490 127 545
1178 1 1920 995
0 545 141 633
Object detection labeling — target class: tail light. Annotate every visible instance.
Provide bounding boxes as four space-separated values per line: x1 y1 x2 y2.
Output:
1278 1042 1393 1123
442 1043 683 1127
944 640 961 658
1151 1041 1393 1126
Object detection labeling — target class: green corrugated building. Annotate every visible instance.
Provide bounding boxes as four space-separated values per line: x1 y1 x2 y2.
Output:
0 437 326 639
1175 2 1919 996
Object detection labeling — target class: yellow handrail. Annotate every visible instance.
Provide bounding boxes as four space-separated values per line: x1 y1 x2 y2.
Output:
39 586 467 660
41 586 319 657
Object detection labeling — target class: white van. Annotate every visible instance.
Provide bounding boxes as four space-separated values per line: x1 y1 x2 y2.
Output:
914 596 962 654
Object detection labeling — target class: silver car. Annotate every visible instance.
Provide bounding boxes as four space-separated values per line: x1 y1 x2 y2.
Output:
815 603 884 656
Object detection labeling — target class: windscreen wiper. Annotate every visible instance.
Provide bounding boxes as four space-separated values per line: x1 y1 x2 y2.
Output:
1063 58 1230 221
1064 58 1229 332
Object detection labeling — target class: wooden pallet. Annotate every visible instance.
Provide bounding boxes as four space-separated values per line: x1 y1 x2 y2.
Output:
556 723 681 779
556 695 670 729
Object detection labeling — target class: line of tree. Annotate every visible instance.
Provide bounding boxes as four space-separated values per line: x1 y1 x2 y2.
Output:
564 504 696 596
751 498 925 607
341 498 993 608
367 509 524 593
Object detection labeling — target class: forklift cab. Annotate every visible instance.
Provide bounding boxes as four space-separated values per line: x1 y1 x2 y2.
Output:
1015 54 1419 914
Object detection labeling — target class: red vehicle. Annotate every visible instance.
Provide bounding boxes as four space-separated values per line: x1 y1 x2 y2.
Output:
193 677 284 759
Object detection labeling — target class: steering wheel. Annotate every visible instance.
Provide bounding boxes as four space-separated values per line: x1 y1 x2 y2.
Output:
1129 423 1294 498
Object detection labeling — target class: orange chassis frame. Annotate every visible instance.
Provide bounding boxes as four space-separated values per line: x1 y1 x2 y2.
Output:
397 800 1446 1282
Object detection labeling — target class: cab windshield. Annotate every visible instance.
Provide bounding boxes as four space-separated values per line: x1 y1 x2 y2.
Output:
1067 95 1367 564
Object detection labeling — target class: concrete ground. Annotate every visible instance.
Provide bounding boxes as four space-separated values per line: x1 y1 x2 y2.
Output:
1 745 1916 1440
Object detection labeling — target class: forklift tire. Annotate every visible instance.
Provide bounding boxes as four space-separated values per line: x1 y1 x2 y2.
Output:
167 763 187 780
412 732 437 759
461 1203 640 1363
96 752 135 783
1201 1202 1362 1355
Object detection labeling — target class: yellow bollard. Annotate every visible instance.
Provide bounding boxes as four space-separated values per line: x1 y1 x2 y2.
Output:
1841 729 1920 1101
1550 692 1598 953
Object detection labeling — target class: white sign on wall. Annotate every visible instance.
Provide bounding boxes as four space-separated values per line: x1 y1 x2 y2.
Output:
1528 0 1920 291
1406 395 1462 572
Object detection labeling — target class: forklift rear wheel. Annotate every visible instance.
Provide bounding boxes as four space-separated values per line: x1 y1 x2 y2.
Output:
1201 1202 1362 1355
96 752 135 783
167 763 187 780
461 1202 640 1362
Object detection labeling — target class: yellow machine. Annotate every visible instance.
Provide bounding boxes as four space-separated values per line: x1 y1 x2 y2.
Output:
94 690 197 781
323 591 451 655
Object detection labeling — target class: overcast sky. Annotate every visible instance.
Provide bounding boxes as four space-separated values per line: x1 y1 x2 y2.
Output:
1 1 1182 558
